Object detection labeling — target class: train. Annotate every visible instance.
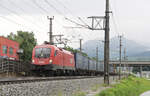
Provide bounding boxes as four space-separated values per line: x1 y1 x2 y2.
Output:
0 36 114 76
31 43 105 76
0 36 19 60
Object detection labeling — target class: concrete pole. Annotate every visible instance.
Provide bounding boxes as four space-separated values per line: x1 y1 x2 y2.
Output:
104 0 110 85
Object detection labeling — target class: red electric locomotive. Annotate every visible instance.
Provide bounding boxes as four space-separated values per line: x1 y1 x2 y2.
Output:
32 44 75 75
0 36 19 60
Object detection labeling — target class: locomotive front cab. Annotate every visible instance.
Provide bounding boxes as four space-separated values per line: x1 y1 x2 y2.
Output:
32 45 52 66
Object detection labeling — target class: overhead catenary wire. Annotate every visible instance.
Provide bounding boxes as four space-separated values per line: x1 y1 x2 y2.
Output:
43 0 66 26
44 0 63 15
0 15 41 34
0 2 47 31
109 3 123 57
31 0 78 44
64 18 95 45
110 2 126 51
54 0 90 26
111 13 120 36
7 0 48 30
65 17 88 28
44 0 92 43
44 0 83 28
0 0 92 46
77 17 90 28
32 0 49 14
46 0 91 40
109 3 121 37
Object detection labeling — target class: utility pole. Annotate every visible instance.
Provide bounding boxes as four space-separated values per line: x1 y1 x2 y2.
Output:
79 39 83 52
47 16 54 45
104 0 110 85
124 48 126 77
87 0 110 85
126 56 129 76
96 46 98 71
119 35 122 80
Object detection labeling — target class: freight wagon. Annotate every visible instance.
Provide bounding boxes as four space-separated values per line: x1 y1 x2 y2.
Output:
74 52 104 75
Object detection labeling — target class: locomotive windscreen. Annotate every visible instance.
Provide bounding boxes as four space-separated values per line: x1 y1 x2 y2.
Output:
35 48 51 58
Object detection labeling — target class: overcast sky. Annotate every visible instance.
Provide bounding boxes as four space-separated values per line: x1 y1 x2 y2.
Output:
0 0 150 48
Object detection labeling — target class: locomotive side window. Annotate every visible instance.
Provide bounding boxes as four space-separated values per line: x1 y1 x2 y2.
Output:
70 58 73 64
35 48 51 58
9 47 13 55
2 46 7 54
54 50 57 56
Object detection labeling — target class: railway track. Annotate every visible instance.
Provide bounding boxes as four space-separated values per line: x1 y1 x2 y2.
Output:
0 76 100 85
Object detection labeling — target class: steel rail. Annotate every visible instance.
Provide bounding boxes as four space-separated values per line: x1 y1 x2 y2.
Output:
0 76 100 85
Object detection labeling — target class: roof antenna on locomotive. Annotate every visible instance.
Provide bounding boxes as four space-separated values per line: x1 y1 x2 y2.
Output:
44 41 50 44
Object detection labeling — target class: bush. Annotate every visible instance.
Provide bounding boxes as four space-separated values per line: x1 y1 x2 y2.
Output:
96 76 150 96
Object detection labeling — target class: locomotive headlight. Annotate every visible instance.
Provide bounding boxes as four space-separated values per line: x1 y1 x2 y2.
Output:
32 60 35 63
49 59 53 64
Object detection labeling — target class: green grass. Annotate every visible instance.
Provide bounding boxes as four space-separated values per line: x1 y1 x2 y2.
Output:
56 90 63 96
91 84 102 92
96 76 150 96
72 91 86 96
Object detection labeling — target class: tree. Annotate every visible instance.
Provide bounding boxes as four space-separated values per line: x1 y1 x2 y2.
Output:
64 46 88 57
7 31 37 61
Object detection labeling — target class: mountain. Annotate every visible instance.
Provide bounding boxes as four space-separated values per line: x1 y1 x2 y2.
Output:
82 37 150 60
133 51 150 57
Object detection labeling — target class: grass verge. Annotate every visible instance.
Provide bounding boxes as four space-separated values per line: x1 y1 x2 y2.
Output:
91 84 102 92
96 76 150 96
72 91 86 96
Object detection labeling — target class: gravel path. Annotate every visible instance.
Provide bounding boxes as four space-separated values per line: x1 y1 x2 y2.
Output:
86 81 117 96
140 91 150 96
86 87 110 96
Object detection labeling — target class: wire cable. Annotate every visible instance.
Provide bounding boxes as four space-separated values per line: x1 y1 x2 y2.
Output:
32 0 49 14
0 15 39 32
0 3 46 31
7 0 47 30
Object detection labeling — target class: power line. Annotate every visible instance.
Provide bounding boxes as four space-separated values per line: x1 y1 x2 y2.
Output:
7 0 47 30
109 3 121 36
0 16 24 27
50 0 84 39
111 12 120 36
44 0 63 15
55 0 74 16
54 0 90 28
44 0 81 29
0 15 40 32
0 3 46 31
31 0 65 30
65 17 89 28
78 17 90 28
44 0 91 41
32 0 49 14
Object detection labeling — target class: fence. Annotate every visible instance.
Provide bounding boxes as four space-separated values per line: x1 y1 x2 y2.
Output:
0 59 32 77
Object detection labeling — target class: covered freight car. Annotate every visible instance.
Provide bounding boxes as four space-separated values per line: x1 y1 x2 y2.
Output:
88 59 97 71
74 52 89 71
97 61 104 72
74 52 104 75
